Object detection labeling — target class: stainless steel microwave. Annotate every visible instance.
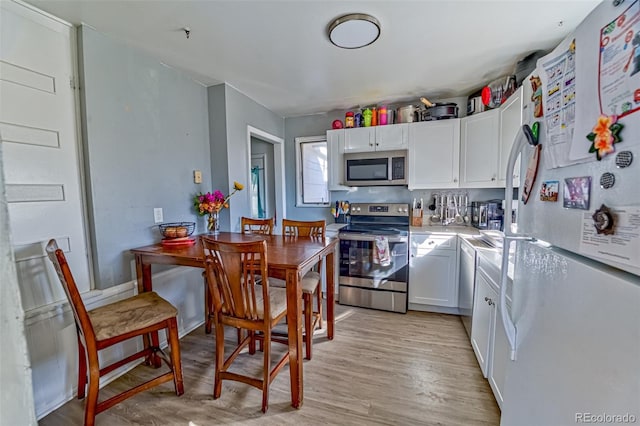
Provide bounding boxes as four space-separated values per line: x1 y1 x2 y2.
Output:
344 150 408 186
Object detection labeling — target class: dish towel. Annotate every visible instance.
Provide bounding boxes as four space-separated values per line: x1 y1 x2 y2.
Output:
372 236 391 267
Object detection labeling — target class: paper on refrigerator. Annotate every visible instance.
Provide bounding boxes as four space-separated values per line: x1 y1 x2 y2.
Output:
538 36 584 169
580 206 640 268
598 0 640 120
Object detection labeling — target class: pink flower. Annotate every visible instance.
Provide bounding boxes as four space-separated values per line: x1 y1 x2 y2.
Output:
193 183 244 217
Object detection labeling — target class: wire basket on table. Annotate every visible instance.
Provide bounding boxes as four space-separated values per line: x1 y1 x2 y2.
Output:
158 222 195 239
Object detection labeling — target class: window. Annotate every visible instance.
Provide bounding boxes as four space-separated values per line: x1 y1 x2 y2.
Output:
295 136 330 207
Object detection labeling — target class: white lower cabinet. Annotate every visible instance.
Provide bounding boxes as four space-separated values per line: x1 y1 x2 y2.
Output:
470 258 511 410
409 233 458 308
470 271 497 378
489 299 510 409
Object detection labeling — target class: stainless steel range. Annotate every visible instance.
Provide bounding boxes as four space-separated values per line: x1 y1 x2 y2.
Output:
338 203 410 313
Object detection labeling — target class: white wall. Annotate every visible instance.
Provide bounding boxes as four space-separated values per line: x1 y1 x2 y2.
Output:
1 145 37 425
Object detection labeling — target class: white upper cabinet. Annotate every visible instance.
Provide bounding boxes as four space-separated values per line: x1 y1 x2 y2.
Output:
343 124 408 153
498 87 523 187
375 124 408 151
460 109 500 187
326 129 350 191
459 87 524 189
344 127 374 152
408 119 461 190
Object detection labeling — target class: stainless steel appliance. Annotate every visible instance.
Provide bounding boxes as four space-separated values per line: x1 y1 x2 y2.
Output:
471 200 504 230
417 103 459 121
344 150 407 186
338 203 410 313
396 105 418 123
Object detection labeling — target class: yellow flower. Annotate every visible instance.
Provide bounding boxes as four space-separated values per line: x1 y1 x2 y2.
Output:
233 181 244 191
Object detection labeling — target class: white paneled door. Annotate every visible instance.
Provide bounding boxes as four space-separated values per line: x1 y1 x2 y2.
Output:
1 1 90 310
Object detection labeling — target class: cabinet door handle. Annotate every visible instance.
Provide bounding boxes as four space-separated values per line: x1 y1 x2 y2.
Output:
491 177 496 181
484 296 489 302
453 178 458 183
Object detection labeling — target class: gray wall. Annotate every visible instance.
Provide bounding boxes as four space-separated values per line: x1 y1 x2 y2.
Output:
78 26 211 289
284 111 507 224
207 84 229 230
208 84 284 231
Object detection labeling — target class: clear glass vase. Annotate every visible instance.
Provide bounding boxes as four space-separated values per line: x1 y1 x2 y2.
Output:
207 211 220 235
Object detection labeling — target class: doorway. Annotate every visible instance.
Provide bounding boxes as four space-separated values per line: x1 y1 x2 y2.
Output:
250 138 274 219
246 126 285 233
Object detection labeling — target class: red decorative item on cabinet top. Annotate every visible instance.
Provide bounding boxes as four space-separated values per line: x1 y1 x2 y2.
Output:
332 119 344 129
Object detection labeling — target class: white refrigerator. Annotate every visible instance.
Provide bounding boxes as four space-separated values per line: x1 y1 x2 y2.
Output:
499 1 640 425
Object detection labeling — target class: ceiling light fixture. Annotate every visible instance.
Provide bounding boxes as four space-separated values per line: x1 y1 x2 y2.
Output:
327 14 381 49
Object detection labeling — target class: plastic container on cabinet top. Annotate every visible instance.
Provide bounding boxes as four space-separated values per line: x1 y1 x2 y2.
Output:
345 111 355 128
363 108 372 127
379 106 388 125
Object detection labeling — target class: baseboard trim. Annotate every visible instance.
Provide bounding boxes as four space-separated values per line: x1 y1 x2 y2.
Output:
36 317 205 420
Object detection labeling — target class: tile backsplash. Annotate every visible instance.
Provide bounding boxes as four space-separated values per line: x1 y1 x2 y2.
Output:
330 186 508 205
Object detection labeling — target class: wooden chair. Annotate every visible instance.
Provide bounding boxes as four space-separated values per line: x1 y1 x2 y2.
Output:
237 216 275 340
201 237 289 412
205 218 274 334
45 239 184 426
241 216 274 235
282 219 325 360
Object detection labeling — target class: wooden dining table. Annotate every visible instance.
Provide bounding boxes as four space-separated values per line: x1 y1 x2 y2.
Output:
130 232 338 408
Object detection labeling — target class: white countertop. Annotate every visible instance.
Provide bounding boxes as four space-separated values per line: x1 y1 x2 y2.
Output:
409 225 514 285
326 223 348 233
410 225 480 236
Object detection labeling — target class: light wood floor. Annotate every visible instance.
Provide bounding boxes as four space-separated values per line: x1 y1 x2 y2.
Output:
40 304 500 425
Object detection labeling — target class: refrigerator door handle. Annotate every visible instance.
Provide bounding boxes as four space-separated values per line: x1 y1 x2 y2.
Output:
500 125 538 361
500 240 518 361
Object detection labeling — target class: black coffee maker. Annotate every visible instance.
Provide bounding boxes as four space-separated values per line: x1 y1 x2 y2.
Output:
471 200 504 230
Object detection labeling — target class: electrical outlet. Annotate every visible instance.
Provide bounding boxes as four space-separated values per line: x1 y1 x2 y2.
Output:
153 208 163 223
194 170 202 184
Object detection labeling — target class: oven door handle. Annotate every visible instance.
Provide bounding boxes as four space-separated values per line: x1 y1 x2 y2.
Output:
338 233 408 243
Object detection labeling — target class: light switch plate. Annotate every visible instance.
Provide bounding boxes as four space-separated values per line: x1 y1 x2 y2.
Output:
194 170 202 184
153 208 163 223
